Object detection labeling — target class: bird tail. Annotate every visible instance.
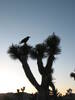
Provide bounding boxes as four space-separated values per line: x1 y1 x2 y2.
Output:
19 41 21 44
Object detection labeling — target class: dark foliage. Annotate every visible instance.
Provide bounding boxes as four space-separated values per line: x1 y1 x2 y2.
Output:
45 33 61 55
8 44 20 60
70 72 75 80
30 33 61 60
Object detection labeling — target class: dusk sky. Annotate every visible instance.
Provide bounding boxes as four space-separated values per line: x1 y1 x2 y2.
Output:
0 0 75 94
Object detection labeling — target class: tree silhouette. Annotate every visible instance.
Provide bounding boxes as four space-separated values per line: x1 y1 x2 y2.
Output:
8 33 61 100
66 88 72 95
21 86 25 92
70 72 75 80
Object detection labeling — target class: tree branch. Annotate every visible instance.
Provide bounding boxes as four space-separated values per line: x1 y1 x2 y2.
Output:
45 55 54 75
37 56 45 75
20 56 40 91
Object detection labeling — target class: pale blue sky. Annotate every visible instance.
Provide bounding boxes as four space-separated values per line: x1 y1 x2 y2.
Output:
0 0 75 94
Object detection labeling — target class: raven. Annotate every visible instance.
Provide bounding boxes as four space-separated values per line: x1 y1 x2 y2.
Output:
19 36 30 44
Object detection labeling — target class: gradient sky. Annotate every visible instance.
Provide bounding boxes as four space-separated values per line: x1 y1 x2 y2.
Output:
0 0 75 94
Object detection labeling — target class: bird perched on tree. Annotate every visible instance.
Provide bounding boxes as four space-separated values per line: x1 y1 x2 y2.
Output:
19 36 30 45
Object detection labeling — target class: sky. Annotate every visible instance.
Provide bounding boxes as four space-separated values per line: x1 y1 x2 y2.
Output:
0 0 75 95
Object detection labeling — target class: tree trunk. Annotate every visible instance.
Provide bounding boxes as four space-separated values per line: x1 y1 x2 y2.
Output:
37 55 56 100
37 88 49 100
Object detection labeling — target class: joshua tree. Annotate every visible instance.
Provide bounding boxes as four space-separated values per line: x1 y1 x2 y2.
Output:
21 86 25 92
66 88 72 95
8 33 61 100
17 89 20 93
70 72 75 80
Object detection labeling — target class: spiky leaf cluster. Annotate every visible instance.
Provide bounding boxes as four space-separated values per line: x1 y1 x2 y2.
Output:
35 43 46 57
30 33 61 59
45 33 61 55
30 43 47 59
8 44 32 60
8 33 61 60
70 72 75 80
8 44 20 59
